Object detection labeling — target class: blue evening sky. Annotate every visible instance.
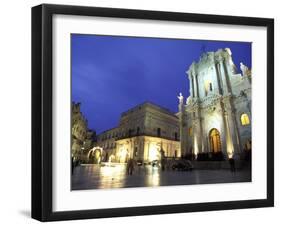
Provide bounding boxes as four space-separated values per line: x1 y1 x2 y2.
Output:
71 34 251 134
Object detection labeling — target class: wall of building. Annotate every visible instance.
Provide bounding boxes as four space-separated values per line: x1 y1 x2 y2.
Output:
94 102 180 163
72 102 96 161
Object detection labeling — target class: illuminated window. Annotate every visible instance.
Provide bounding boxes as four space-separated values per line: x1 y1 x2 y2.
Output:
188 127 192 136
241 113 250 126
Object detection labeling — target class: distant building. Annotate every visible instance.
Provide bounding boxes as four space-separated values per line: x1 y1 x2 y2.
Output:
72 102 96 161
178 48 251 160
94 127 119 162
92 102 180 163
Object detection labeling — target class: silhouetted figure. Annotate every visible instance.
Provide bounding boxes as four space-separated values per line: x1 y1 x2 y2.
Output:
229 158 236 173
71 157 75 175
160 149 166 171
127 158 135 175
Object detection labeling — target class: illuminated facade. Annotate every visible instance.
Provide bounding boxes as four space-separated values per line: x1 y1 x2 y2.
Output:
95 102 180 163
72 102 88 159
179 48 252 160
72 102 96 161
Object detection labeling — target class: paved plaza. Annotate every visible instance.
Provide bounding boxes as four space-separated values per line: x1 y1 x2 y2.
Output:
71 163 251 190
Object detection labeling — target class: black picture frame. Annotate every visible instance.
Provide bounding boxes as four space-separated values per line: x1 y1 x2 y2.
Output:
32 4 274 222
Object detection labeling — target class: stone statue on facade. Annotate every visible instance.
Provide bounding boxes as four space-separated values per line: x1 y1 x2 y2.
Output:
240 62 249 76
177 92 184 105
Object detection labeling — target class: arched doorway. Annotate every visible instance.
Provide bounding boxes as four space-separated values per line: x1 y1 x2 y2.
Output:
209 128 222 153
88 147 103 164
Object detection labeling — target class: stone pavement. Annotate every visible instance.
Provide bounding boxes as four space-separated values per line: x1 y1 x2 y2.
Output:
71 163 251 190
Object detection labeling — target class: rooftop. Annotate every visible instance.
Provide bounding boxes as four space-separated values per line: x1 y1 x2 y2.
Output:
121 101 178 118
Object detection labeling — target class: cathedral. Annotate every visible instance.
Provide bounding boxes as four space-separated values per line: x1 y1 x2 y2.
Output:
178 48 251 160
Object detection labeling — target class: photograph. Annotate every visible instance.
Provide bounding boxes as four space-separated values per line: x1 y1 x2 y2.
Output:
70 34 252 190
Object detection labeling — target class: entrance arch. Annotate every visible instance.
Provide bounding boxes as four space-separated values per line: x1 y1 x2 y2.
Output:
88 147 103 164
209 128 222 153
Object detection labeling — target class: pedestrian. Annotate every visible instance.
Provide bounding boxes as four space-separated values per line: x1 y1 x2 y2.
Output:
229 157 236 173
160 149 166 171
71 157 75 175
126 158 134 175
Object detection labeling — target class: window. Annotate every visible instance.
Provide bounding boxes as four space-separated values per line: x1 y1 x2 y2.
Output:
241 113 250 126
157 128 161 137
136 127 140 136
209 82 213 91
174 132 178 140
134 147 138 157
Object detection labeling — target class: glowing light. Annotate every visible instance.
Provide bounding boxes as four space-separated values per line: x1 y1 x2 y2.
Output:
241 113 250 126
224 117 234 158
118 148 128 163
88 146 103 164
98 164 126 189
227 152 233 158
148 144 159 161
150 172 160 186
194 135 199 157
145 165 160 187
108 154 115 163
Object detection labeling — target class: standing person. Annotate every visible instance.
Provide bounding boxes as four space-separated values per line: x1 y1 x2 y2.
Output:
127 158 134 175
71 156 75 175
229 157 236 173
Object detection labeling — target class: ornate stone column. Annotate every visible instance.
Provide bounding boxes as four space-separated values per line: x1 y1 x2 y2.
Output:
223 110 234 158
143 140 149 162
193 105 203 154
193 73 199 98
216 102 227 157
178 93 186 156
189 73 194 98
139 139 144 160
223 97 242 157
115 142 119 160
217 56 230 95
215 63 223 95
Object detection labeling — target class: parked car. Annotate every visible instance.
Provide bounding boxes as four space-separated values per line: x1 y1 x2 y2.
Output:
172 159 193 171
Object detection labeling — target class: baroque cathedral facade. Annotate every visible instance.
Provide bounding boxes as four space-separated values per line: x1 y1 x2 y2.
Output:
178 48 252 160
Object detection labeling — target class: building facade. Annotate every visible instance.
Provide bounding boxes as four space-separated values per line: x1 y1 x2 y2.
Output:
179 48 251 160
92 102 180 163
72 102 96 161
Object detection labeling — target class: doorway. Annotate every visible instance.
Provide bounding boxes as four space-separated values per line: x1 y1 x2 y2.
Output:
209 128 222 153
